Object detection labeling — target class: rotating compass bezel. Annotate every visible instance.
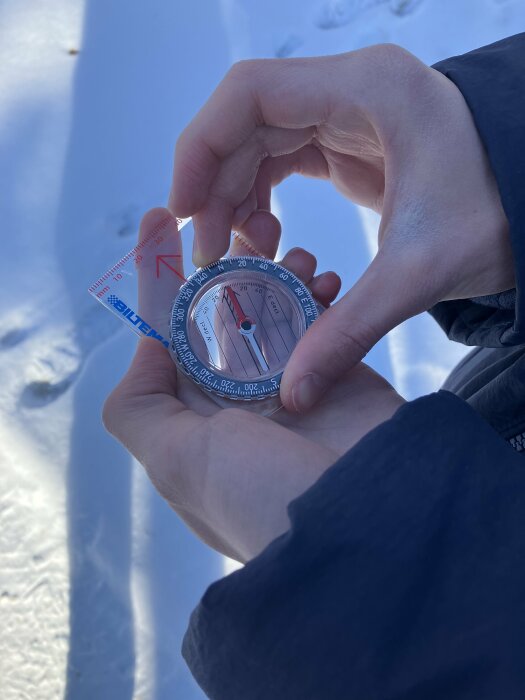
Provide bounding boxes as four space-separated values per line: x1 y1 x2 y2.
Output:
169 256 319 401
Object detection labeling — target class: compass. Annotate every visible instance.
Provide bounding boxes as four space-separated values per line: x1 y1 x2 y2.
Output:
169 256 319 403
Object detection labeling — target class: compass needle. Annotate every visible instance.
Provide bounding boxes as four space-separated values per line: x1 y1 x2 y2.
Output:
241 324 270 373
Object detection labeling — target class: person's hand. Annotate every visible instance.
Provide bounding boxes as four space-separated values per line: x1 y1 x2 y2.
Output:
169 45 514 413
103 208 405 563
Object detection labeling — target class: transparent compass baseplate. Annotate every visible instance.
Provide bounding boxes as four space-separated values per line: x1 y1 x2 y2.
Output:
169 256 320 415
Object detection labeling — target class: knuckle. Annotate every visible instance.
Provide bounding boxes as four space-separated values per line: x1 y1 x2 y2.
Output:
362 43 418 74
228 59 261 83
368 42 411 63
359 42 429 94
328 317 379 367
251 126 270 159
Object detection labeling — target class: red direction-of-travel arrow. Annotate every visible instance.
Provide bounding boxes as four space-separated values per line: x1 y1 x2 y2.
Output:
156 254 186 281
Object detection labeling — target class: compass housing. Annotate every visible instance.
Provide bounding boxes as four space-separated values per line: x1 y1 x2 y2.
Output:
169 256 319 402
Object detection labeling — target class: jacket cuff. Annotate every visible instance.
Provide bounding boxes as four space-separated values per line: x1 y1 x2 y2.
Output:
430 33 525 346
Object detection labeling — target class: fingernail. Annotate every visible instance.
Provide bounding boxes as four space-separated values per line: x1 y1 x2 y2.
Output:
291 373 323 413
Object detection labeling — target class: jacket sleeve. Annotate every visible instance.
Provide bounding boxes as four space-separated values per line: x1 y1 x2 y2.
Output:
182 390 525 700
428 33 525 346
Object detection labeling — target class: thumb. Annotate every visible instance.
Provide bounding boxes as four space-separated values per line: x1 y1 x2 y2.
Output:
102 338 206 512
102 338 194 461
280 252 430 413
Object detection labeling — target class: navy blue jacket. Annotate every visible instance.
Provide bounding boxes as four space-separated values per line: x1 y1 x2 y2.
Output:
183 34 525 699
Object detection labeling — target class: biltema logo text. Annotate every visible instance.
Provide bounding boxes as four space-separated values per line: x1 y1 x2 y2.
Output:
107 295 169 347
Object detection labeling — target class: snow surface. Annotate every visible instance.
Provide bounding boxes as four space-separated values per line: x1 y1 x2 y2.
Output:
1 0 524 697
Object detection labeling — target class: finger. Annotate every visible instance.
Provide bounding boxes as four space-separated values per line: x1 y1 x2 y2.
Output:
107 209 203 468
309 271 341 307
227 146 328 261
280 251 432 412
279 249 341 305
279 247 317 285
105 206 220 507
229 210 282 259
137 207 185 339
231 187 258 231
189 126 315 265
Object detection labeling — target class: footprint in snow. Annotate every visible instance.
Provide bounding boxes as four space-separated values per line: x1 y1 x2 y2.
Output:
20 376 75 408
107 204 140 238
0 327 30 349
19 303 122 408
315 0 423 29
19 341 80 409
275 34 304 58
389 0 423 14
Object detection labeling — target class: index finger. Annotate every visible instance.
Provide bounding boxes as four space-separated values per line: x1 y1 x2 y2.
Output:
137 207 185 339
169 55 340 219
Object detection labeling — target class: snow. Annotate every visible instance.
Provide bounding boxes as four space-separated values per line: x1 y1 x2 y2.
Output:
1 0 524 697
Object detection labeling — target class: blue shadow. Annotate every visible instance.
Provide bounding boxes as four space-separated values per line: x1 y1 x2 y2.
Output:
53 0 230 697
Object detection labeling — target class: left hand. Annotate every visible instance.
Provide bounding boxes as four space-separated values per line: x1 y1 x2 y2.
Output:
103 208 405 563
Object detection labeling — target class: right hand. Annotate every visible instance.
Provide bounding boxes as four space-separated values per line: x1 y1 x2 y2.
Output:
169 45 515 412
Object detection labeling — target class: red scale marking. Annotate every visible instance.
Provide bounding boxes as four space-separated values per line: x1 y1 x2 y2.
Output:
88 215 185 293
